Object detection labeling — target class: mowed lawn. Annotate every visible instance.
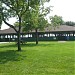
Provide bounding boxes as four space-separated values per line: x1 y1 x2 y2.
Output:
0 41 74 75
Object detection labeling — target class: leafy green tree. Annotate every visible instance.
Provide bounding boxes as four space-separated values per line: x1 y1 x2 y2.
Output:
50 15 63 27
22 4 50 44
1 0 31 51
0 0 50 51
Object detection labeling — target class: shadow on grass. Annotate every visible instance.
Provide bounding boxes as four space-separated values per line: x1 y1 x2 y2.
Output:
22 43 55 47
0 43 17 48
0 50 26 64
0 42 55 48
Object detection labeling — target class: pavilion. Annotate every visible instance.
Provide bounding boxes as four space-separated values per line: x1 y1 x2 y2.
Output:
0 25 75 42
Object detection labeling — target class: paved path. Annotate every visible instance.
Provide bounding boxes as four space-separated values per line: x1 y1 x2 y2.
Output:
0 42 8 44
58 41 66 43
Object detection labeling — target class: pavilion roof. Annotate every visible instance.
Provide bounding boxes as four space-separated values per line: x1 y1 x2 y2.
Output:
0 25 75 34
45 25 75 32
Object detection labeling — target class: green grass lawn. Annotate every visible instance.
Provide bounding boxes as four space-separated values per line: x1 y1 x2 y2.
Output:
0 41 74 75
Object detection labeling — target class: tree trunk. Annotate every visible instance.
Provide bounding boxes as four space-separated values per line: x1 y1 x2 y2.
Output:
17 16 21 51
17 32 21 51
35 29 38 44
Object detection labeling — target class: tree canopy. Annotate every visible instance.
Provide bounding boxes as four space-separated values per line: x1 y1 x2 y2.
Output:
22 3 50 32
50 15 63 27
0 0 50 51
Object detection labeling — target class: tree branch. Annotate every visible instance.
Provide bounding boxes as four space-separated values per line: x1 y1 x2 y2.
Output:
3 19 18 33
0 6 18 33
21 0 29 16
2 1 16 11
2 14 18 33
21 6 28 17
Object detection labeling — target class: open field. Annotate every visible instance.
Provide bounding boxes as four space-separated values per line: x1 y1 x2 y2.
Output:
0 41 75 75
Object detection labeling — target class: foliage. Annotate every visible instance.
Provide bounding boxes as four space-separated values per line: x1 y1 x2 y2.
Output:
0 41 74 75
65 21 75 26
50 15 63 27
21 3 51 32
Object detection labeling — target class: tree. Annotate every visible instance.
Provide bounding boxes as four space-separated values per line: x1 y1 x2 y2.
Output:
1 0 31 51
65 21 75 26
0 0 50 51
50 15 63 27
22 4 50 44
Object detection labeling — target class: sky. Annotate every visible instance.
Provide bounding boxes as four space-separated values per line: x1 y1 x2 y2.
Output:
49 0 75 22
1 0 75 30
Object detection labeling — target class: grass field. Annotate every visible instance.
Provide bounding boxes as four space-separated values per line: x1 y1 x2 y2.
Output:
0 41 75 75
